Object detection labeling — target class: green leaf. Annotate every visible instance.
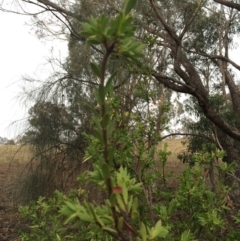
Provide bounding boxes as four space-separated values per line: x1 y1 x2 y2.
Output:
87 37 103 45
107 120 115 137
139 222 147 241
117 217 124 231
101 114 110 128
93 128 103 142
105 72 116 95
83 155 92 163
123 0 137 14
117 195 126 211
122 184 128 204
102 227 118 234
131 210 139 219
130 182 142 192
95 90 103 105
132 197 138 212
109 193 117 206
90 62 102 78
108 147 114 163
180 230 196 241
154 220 169 238
102 215 114 225
120 16 133 33
95 214 104 227
99 84 106 104
78 212 93 222
64 201 77 212
127 195 133 213
102 163 110 179
59 206 72 216
56 234 61 241
65 213 78 224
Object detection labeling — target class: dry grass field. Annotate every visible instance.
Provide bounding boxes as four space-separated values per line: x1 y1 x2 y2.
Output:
159 138 187 161
157 139 188 188
0 139 188 240
0 145 35 240
0 145 34 164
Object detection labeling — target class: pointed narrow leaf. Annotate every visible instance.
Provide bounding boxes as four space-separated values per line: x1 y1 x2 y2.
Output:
90 62 102 78
109 193 117 205
103 227 118 234
93 128 103 142
139 222 147 241
102 163 110 179
65 201 77 212
105 73 116 95
154 220 169 238
99 85 106 104
83 155 92 163
122 184 128 204
101 114 110 128
132 197 138 212
124 0 137 14
95 90 103 105
117 217 124 231
131 210 139 219
64 213 78 224
78 212 93 222
180 230 196 241
127 195 133 213
117 195 126 211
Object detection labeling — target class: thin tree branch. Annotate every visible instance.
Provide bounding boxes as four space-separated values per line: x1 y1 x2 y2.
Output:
179 0 203 40
23 0 74 17
149 0 180 43
214 0 240 11
160 133 214 142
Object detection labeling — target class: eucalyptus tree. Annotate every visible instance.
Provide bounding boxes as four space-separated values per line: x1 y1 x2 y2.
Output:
19 0 172 152
3 0 240 197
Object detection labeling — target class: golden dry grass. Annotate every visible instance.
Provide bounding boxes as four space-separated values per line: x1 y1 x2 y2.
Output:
0 145 34 164
157 138 188 187
0 139 188 164
158 138 188 162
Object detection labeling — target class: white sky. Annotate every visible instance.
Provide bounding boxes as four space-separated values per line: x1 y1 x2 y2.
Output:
0 11 67 139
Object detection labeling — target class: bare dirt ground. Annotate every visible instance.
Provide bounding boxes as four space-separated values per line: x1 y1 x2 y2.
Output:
0 139 187 240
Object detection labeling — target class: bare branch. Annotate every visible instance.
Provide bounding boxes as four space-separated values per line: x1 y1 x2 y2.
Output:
188 51 240 71
149 0 180 44
214 0 240 11
179 0 203 40
23 0 74 16
160 133 215 142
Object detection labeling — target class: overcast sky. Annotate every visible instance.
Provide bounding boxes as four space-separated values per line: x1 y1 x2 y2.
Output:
0 11 67 139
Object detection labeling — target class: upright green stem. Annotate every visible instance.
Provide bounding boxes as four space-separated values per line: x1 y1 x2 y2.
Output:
99 44 128 241
100 44 114 195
